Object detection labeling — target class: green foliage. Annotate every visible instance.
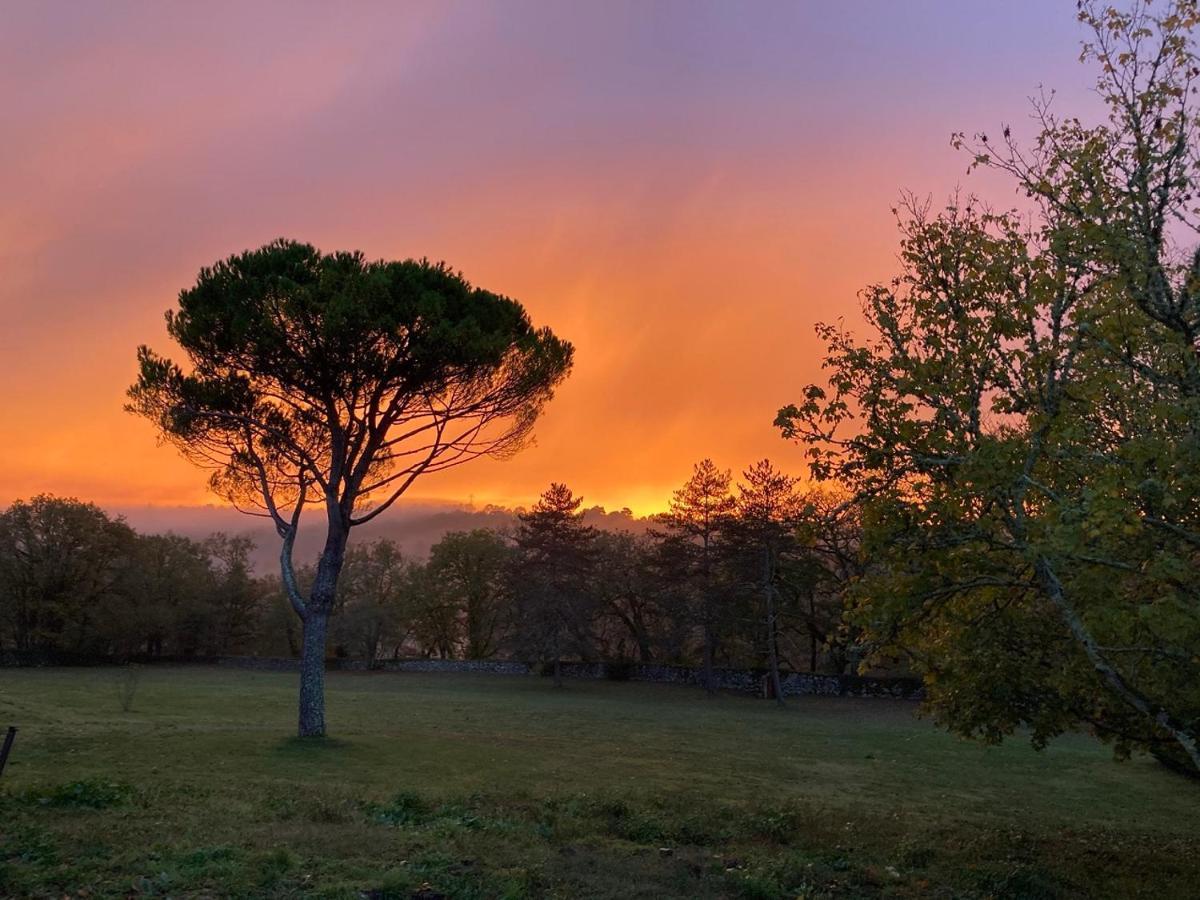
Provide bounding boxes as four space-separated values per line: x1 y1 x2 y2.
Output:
126 240 573 537
325 539 417 661
369 791 433 827
425 529 513 660
0 495 276 659
0 496 137 654
779 1 1200 774
22 778 132 809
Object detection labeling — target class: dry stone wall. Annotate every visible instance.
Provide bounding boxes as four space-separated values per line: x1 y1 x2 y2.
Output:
1 650 922 699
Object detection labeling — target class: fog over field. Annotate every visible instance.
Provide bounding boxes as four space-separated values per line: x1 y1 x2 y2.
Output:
110 501 653 573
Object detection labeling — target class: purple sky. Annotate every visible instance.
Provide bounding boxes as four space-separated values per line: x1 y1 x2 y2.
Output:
0 2 1100 516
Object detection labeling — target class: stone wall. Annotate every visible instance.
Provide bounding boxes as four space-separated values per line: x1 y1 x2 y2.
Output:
554 661 922 699
1 650 922 700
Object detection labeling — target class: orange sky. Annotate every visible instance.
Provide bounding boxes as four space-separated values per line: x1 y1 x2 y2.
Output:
0 2 1097 516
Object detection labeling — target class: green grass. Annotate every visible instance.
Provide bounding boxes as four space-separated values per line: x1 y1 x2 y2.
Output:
0 666 1196 898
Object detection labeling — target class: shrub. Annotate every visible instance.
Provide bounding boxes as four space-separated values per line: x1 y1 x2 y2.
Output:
370 791 432 827
26 779 132 810
113 664 141 712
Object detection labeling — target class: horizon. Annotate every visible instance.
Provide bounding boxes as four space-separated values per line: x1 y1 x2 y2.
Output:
105 497 654 574
0 1 1100 516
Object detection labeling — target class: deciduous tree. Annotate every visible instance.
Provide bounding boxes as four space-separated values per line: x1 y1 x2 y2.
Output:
426 529 512 659
778 0 1200 773
0 496 136 654
331 539 414 662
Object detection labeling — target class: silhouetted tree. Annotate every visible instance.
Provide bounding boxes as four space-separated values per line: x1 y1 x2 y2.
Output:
331 539 414 661
725 460 801 706
792 490 865 673
661 459 736 693
427 529 512 659
203 534 263 654
407 562 463 659
0 496 136 654
128 240 572 736
590 531 658 662
509 483 597 686
777 0 1200 773
123 532 214 656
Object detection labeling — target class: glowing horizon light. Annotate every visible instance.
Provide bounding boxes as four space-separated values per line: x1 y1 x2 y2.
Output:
0 2 1099 519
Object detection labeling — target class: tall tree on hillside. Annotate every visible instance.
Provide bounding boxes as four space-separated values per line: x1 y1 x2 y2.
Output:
661 459 736 693
777 1 1200 774
725 460 802 706
426 529 512 659
509 483 598 686
128 240 573 736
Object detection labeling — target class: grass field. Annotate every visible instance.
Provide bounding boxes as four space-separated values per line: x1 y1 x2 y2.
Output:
0 666 1197 899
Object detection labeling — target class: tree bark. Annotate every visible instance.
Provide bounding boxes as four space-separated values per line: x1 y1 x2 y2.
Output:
808 590 818 673
764 549 786 707
298 608 329 737
1035 555 1200 772
765 593 786 708
294 517 348 738
702 619 716 696
702 534 716 696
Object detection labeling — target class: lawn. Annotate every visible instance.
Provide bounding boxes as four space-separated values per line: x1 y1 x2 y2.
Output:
0 666 1196 899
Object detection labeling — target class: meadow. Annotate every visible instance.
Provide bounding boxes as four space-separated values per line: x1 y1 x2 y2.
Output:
0 666 1196 899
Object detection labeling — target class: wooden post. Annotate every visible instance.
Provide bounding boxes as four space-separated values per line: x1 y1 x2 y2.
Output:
0 726 16 777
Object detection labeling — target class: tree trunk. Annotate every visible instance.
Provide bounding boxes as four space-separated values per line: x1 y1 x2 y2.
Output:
702 620 716 696
764 549 786 707
293 517 348 738
765 593 786 707
808 591 818 673
1035 555 1200 773
702 536 716 696
298 608 329 737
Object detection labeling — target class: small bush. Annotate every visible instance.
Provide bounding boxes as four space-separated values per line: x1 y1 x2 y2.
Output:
176 845 240 875
744 805 805 845
976 864 1066 900
25 779 132 810
371 791 432 827
894 839 936 869
113 664 141 712
673 814 730 846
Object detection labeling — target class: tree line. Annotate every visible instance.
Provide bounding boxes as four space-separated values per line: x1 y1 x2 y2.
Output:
0 495 266 658
0 460 867 695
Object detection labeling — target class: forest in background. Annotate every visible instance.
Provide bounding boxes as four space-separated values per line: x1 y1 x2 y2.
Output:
0 459 867 693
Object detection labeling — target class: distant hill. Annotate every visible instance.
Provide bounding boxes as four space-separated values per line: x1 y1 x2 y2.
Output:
111 501 655 574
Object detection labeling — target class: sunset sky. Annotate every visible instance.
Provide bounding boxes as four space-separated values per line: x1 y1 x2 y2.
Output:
1 2 1099 517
